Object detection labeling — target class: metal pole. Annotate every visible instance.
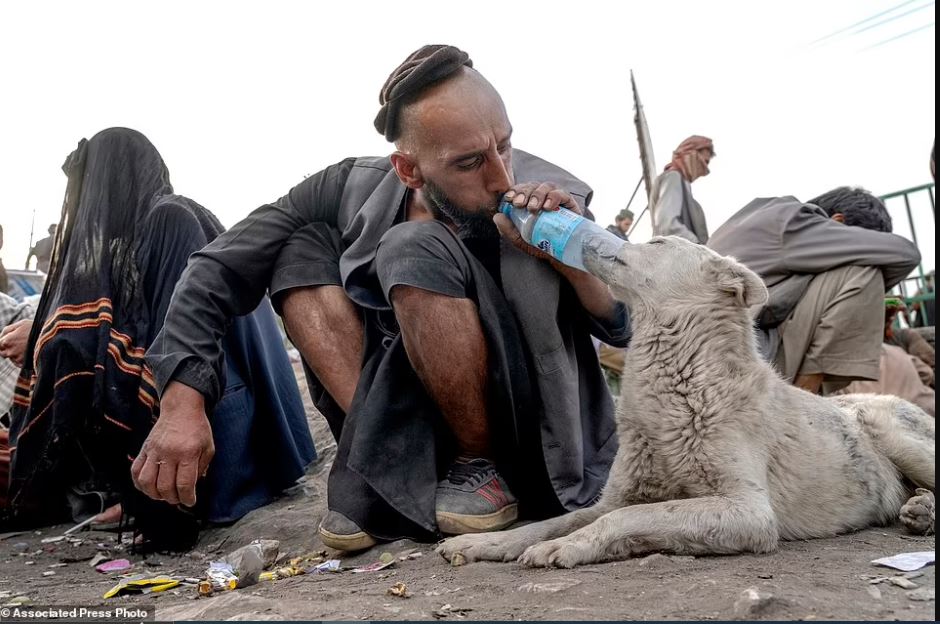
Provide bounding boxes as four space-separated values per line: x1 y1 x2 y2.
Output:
901 192 927 298
624 177 643 212
25 207 36 269
628 204 650 238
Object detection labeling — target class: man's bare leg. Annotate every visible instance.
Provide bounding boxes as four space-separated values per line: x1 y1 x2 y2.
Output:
390 285 517 534
281 285 363 414
389 285 489 456
281 285 375 551
794 372 824 394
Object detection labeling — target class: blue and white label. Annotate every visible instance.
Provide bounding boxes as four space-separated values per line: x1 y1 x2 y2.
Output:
530 209 585 261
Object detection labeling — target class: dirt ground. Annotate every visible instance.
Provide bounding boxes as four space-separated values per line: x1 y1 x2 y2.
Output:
0 364 934 621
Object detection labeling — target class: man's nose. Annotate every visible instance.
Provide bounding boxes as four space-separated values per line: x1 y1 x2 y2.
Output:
484 153 512 193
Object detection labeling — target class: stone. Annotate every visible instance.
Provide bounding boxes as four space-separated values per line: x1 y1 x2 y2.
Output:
517 579 583 593
733 586 777 619
888 576 918 590
906 588 934 602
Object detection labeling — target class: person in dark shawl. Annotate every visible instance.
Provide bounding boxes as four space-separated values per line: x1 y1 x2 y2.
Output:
3 128 315 549
145 46 630 551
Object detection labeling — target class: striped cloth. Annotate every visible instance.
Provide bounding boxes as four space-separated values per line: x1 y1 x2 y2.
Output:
0 292 34 423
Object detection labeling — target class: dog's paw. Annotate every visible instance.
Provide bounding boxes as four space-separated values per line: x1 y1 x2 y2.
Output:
436 531 530 564
518 538 594 569
900 488 935 535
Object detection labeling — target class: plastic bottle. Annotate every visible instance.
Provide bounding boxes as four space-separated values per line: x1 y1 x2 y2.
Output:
499 201 626 271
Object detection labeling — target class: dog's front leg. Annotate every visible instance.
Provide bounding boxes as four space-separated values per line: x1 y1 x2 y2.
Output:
437 504 611 564
519 494 779 568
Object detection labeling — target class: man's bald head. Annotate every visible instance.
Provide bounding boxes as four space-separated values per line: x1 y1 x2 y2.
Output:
396 68 507 154
383 45 515 229
374 44 473 142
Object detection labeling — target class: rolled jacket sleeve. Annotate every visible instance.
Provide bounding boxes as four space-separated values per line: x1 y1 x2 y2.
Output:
587 300 631 348
782 206 921 291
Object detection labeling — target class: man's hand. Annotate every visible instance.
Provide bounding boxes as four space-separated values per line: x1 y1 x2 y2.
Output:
131 381 215 508
495 182 583 263
496 183 619 322
0 319 33 367
503 182 582 215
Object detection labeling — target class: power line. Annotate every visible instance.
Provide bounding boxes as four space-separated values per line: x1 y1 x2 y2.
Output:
864 20 935 48
853 1 934 35
811 0 918 44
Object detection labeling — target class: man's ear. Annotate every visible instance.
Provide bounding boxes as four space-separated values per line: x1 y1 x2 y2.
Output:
706 256 769 308
390 151 423 190
831 212 845 224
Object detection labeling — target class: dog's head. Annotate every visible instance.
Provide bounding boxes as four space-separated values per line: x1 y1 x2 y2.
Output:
584 236 768 312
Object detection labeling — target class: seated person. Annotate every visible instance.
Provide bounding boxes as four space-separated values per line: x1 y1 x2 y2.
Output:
842 343 933 416
708 187 920 394
886 300 934 387
3 128 315 549
0 293 35 509
145 45 631 551
1 292 34 420
837 302 934 416
650 135 714 244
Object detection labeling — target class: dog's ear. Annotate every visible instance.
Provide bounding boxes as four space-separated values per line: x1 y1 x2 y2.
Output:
706 256 769 308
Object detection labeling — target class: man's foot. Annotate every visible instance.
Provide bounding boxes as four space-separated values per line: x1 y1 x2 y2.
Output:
436 458 518 535
318 511 377 551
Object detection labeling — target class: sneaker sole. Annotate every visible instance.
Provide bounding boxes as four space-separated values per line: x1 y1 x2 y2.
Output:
436 503 519 535
318 526 378 552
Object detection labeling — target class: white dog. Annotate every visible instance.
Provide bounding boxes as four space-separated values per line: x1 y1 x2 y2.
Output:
438 236 935 569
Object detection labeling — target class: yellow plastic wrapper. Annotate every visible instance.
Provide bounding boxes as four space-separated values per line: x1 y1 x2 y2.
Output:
103 576 181 599
259 565 304 581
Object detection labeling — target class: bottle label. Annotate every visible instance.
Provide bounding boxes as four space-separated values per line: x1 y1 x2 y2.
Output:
530 209 585 260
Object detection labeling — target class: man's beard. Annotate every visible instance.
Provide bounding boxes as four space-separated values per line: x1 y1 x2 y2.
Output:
424 180 500 240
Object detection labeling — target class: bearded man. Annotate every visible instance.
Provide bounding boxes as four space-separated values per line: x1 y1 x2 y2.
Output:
143 45 631 551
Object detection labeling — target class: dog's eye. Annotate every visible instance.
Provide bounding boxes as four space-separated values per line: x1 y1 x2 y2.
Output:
649 240 665 245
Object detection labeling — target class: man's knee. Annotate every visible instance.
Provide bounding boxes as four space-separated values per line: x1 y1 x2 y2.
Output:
783 265 887 382
820 265 884 301
376 221 458 266
270 222 345 314
376 221 471 301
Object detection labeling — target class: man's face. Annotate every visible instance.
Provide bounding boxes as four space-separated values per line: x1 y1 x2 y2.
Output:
684 148 713 181
621 218 633 233
403 72 515 224
423 178 499 239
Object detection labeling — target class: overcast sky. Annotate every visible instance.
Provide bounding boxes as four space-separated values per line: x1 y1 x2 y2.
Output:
1 0 935 279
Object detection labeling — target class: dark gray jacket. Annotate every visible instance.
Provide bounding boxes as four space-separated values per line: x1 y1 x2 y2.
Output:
708 196 921 328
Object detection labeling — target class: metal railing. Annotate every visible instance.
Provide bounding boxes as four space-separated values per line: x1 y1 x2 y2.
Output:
881 182 934 327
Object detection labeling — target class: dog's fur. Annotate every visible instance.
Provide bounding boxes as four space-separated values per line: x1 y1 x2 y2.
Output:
438 236 935 569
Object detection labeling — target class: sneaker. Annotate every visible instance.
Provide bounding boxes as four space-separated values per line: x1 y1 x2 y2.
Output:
435 458 518 535
318 511 377 552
